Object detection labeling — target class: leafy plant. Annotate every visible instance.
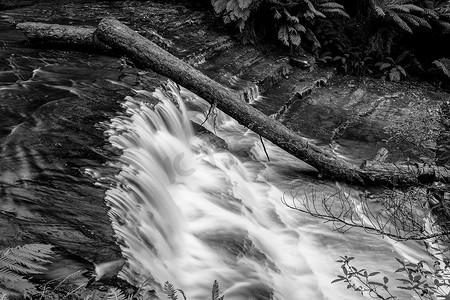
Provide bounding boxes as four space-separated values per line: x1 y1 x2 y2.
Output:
0 244 54 299
270 0 349 51
107 287 133 300
161 280 224 300
211 280 224 300
211 0 257 31
375 57 407 81
333 255 450 299
371 0 431 33
210 0 348 50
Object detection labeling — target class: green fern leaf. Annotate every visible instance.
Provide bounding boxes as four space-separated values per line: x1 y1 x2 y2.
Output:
106 288 126 300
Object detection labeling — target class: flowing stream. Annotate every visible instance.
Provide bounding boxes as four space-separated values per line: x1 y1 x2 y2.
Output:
98 82 433 300
0 16 436 300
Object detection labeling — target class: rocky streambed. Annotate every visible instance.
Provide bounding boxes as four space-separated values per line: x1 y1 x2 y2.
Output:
0 0 449 297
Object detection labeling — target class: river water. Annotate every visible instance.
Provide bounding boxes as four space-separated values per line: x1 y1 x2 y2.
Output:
0 13 437 300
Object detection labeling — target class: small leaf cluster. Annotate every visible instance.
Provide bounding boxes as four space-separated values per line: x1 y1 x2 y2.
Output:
333 256 395 299
333 255 450 300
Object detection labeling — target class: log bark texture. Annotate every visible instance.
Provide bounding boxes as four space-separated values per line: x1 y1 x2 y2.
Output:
92 17 448 186
16 22 109 52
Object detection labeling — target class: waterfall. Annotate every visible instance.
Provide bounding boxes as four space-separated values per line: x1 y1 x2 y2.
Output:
100 81 430 300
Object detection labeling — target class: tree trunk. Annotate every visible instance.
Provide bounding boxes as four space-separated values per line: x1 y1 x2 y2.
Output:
16 22 110 52
94 17 450 186
15 17 439 186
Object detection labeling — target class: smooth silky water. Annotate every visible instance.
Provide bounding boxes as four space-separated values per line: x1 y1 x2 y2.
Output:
100 82 432 300
0 17 433 300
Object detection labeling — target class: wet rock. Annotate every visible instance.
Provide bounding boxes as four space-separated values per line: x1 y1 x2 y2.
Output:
290 56 312 69
191 121 228 150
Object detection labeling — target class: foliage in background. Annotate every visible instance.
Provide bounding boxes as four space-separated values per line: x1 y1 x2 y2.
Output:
208 0 450 82
0 244 53 299
210 0 348 51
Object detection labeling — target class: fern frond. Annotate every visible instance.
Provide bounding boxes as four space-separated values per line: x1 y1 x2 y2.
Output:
401 13 432 28
0 277 38 297
305 0 326 18
238 0 253 9
0 244 53 298
318 2 345 10
4 244 53 263
399 13 419 26
375 5 386 17
106 288 127 300
212 280 224 300
422 8 439 19
400 4 424 13
0 291 10 300
274 9 282 19
163 282 178 300
0 267 24 281
387 10 413 33
321 8 350 18
226 0 239 13
289 31 302 46
437 20 450 32
278 25 290 46
293 22 306 32
388 4 412 13
212 0 228 13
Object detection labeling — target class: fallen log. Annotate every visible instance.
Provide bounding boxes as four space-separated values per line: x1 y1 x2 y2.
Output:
16 22 110 52
95 17 450 186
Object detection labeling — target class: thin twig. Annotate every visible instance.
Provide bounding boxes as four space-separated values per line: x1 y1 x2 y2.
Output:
260 135 270 161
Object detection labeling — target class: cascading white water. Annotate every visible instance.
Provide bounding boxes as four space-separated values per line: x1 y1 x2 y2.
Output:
101 81 433 300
